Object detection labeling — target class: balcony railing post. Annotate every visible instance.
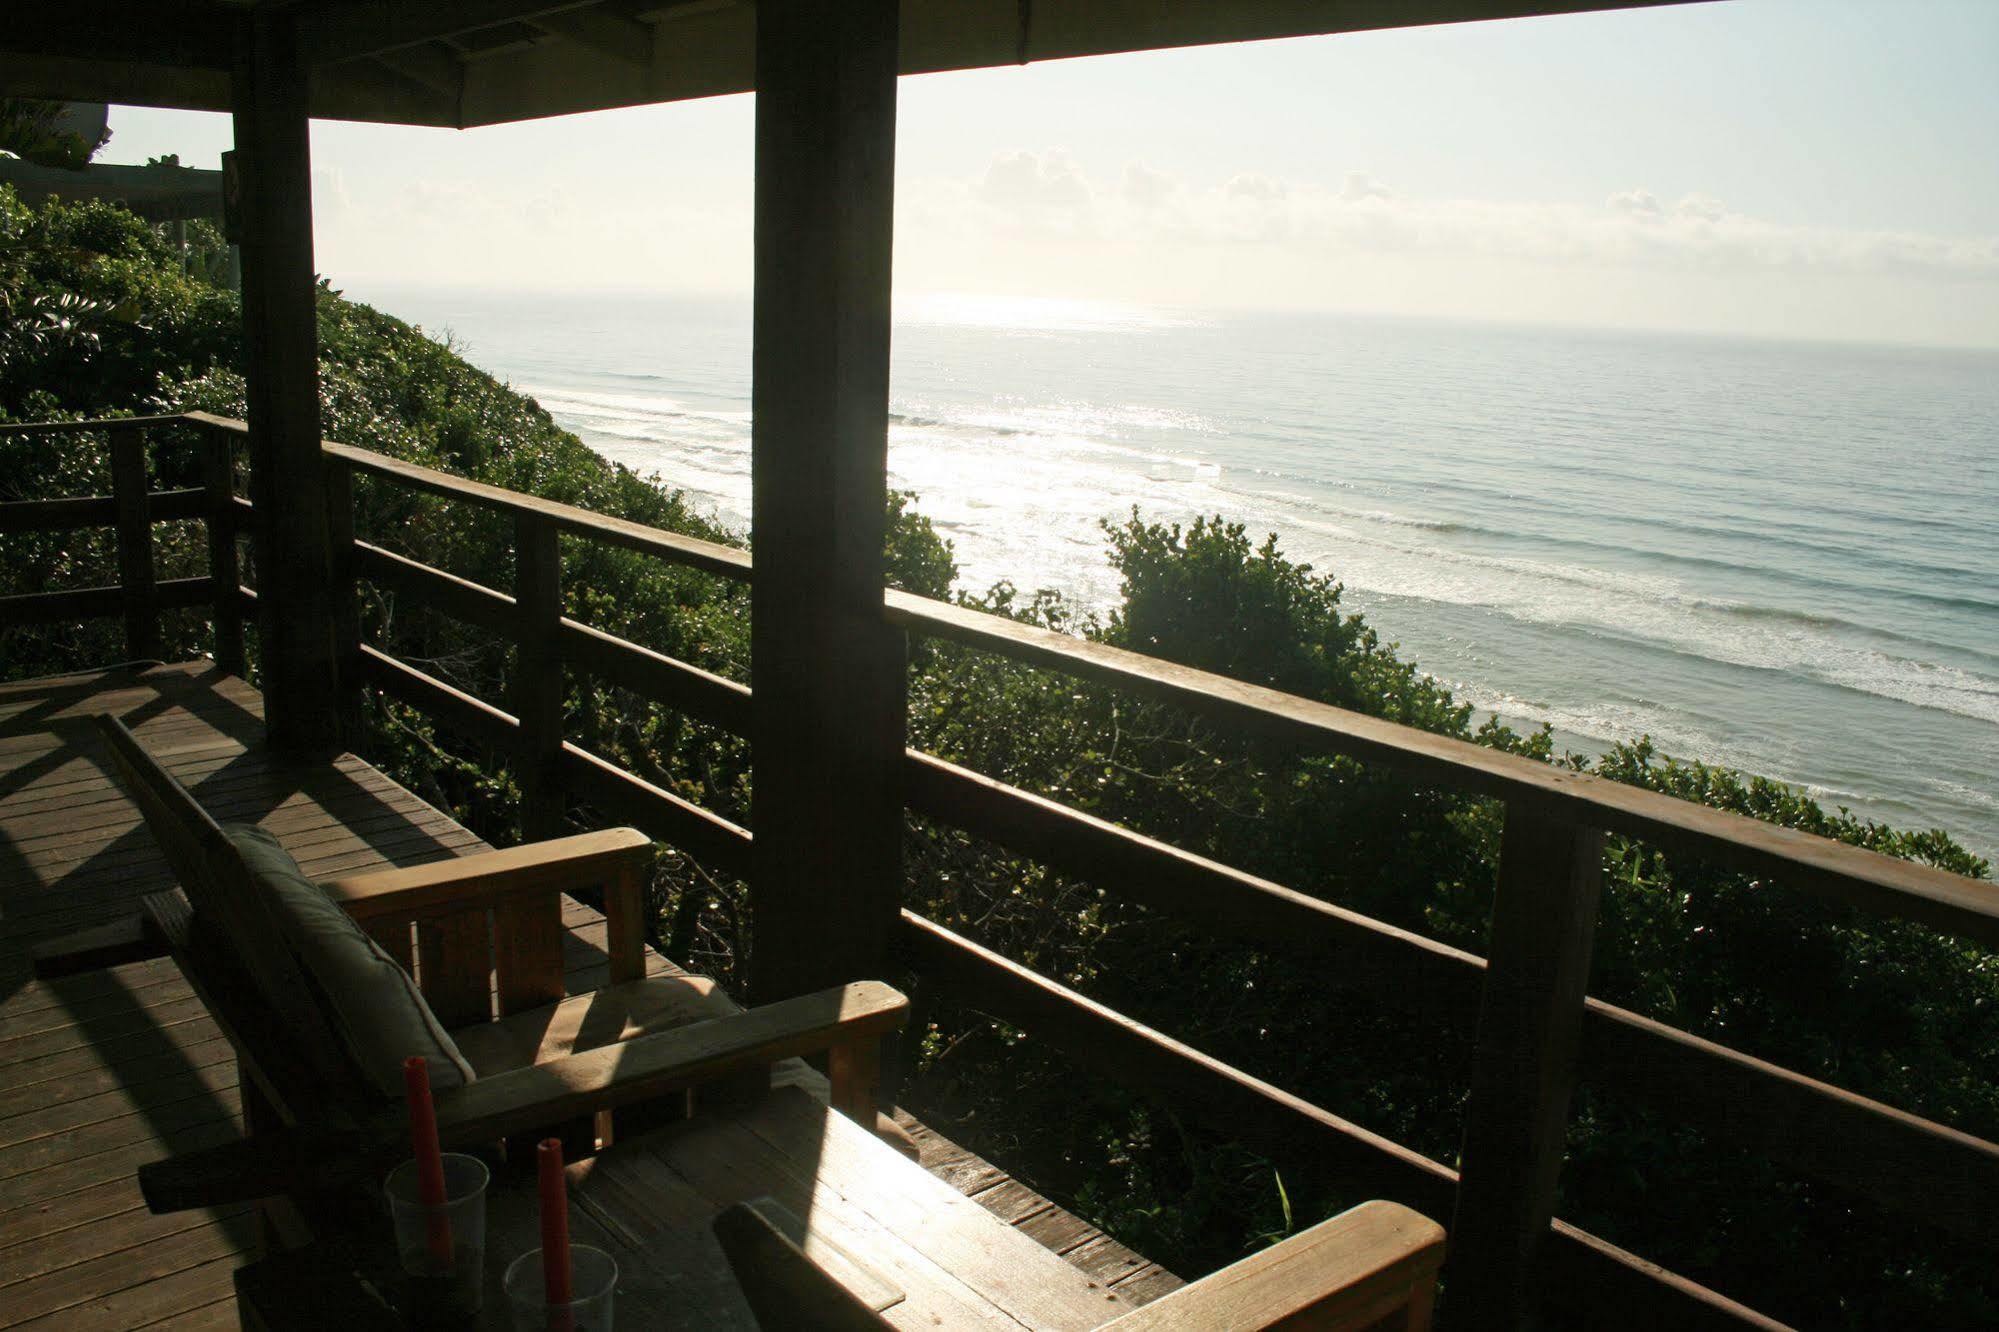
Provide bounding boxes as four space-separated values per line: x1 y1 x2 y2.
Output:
108 425 160 661
233 9 341 754
1445 803 1606 1327
325 457 363 743
748 0 905 1003
513 513 565 841
202 426 245 675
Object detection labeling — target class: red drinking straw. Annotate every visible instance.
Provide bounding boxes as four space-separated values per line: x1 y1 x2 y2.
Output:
538 1139 575 1328
402 1055 454 1267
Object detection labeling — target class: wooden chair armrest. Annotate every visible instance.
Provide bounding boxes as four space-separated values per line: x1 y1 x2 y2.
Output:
30 914 167 978
432 979 906 1141
138 981 908 1213
319 828 652 920
1096 1201 1445 1332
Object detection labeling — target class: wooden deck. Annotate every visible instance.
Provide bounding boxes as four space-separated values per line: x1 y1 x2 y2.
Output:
0 661 1172 1328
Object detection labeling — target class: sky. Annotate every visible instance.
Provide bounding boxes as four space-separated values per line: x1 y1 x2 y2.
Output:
96 0 1999 348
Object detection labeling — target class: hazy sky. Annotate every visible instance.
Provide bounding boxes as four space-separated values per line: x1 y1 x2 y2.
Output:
100 0 1999 347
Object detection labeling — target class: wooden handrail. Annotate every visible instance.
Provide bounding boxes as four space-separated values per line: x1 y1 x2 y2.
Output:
0 413 244 668
322 438 753 581
885 589 1999 950
12 410 1997 1326
0 488 204 533
298 429 1998 950
903 749 1999 1243
898 910 1784 1332
0 412 194 437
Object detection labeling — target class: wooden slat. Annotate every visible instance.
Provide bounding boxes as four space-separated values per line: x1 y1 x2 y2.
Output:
319 828 651 918
899 909 1456 1211
1097 1201 1442 1332
351 538 519 637
0 578 213 627
559 741 751 879
0 492 198 533
885 590 1999 949
417 910 494 1028
513 513 565 839
201 429 244 676
493 890 567 1017
324 459 362 741
908 749 1999 1245
1578 1000 1999 1245
898 910 1785 1331
109 426 160 661
904 749 1484 1015
0 413 191 437
1445 807 1604 1326
557 617 751 734
358 644 520 752
321 438 752 581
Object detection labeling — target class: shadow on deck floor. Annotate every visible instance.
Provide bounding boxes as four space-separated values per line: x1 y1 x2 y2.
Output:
0 661 1174 1328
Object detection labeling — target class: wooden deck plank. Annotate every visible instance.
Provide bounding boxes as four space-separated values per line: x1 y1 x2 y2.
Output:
0 661 1173 1328
0 1062 240 1150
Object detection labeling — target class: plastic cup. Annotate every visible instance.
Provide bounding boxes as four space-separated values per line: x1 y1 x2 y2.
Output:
504 1244 618 1331
385 1152 489 1318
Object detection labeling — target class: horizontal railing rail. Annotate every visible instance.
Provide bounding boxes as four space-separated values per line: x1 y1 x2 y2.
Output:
0 414 245 669
885 591 1999 950
8 410 1995 1330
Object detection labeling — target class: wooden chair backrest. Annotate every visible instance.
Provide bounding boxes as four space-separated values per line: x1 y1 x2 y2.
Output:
713 1201 898 1332
95 714 354 1104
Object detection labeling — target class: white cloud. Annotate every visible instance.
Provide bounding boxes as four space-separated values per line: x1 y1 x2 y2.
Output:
1340 171 1393 203
973 148 1092 214
1224 172 1286 202
926 151 1999 282
1607 187 1663 218
1121 161 1177 210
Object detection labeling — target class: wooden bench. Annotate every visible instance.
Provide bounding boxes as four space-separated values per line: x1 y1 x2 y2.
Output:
716 1193 1445 1331
84 714 905 1235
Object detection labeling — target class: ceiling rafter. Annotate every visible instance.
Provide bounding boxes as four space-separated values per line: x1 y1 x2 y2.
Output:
297 1 606 66
532 7 655 68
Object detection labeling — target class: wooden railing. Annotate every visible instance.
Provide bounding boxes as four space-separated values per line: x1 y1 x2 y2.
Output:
0 414 245 671
6 411 1996 1330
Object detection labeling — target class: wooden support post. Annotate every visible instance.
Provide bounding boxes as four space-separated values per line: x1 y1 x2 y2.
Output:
203 426 245 674
605 857 647 986
513 513 565 841
748 0 905 1003
1445 805 1606 1328
324 458 362 744
233 9 341 754
109 426 160 661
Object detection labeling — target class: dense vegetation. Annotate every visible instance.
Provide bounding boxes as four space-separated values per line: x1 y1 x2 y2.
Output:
4 188 1994 1328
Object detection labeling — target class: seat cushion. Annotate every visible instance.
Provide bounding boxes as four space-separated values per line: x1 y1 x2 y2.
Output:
222 824 475 1099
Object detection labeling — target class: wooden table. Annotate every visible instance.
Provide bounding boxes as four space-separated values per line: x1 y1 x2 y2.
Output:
237 1087 1141 1330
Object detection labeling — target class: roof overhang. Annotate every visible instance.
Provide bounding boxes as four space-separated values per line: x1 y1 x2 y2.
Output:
0 1 1713 129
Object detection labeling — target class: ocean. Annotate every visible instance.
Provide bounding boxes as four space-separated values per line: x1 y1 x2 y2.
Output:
358 286 1999 861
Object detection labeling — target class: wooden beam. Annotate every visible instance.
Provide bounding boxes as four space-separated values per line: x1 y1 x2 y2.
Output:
321 438 751 580
108 427 162 661
533 8 655 66
0 4 236 68
748 0 905 1001
514 514 567 839
886 590 1999 950
233 9 343 754
299 1 605 65
203 426 246 675
1445 807 1606 1327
